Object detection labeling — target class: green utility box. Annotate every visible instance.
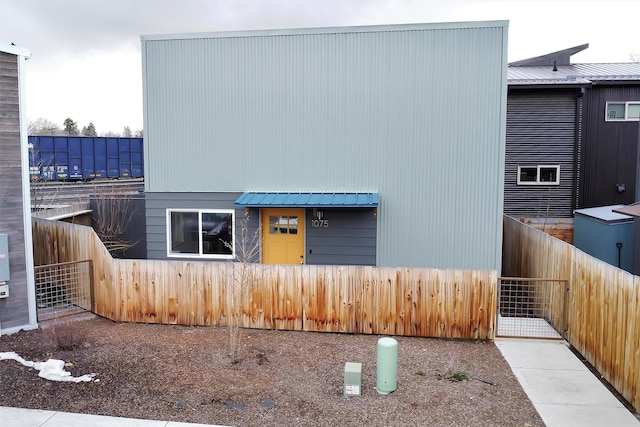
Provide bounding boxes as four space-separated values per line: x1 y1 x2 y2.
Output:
376 337 398 395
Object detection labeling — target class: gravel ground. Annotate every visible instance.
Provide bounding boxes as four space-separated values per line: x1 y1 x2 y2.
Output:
0 314 544 426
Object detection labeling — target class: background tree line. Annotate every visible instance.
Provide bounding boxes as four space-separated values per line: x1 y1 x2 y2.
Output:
29 117 143 138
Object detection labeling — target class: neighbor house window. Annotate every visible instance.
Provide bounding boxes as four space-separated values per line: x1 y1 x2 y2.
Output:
166 209 234 258
606 102 640 121
517 165 560 185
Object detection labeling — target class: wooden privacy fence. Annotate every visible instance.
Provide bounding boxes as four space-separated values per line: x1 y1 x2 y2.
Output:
32 217 497 340
503 215 640 412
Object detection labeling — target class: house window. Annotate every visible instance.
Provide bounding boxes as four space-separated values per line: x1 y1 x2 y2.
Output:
606 102 640 121
269 215 298 234
166 209 234 258
517 165 560 185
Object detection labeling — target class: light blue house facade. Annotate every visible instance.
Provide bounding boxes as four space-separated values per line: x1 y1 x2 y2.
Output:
141 21 508 270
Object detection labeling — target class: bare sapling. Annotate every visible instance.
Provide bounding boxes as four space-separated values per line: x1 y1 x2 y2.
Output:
222 210 261 364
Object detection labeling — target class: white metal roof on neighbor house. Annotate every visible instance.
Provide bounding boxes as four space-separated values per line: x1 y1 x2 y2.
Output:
508 63 640 85
508 43 640 86
0 43 30 57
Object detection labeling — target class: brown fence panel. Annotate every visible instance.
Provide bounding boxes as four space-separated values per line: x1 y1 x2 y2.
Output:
503 215 640 412
32 219 498 341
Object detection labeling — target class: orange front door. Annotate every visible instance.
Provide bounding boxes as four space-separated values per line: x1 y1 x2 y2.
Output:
262 208 305 264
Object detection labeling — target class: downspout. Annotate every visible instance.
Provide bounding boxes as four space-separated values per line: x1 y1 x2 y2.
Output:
635 118 640 274
573 87 585 210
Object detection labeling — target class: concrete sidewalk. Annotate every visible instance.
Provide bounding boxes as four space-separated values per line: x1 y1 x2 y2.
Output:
0 406 226 427
496 338 640 427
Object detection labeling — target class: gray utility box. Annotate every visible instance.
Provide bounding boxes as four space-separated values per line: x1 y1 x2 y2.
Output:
344 362 362 397
0 233 9 298
0 233 9 281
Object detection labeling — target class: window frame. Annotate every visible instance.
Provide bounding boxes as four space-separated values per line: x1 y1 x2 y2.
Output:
517 165 560 186
165 208 235 259
605 101 640 121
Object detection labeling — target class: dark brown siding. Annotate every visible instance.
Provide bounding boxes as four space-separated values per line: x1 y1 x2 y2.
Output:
0 51 30 330
579 85 640 208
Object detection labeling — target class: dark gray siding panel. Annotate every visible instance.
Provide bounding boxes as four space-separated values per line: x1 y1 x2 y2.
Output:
504 89 580 218
305 208 376 266
145 192 254 260
146 193 376 265
90 195 146 259
0 52 30 330
579 86 640 208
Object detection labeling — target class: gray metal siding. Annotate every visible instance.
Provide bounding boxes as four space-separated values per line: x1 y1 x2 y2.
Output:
579 86 640 208
146 192 257 260
147 193 376 265
0 52 29 330
142 22 508 269
504 90 579 218
305 208 376 265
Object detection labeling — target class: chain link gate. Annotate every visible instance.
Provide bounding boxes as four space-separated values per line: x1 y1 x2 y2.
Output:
34 260 94 321
497 278 569 340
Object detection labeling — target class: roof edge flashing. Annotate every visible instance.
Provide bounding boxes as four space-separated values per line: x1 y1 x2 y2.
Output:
141 20 508 42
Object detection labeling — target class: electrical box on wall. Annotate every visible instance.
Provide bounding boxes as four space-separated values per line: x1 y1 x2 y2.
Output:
0 233 9 299
0 233 9 282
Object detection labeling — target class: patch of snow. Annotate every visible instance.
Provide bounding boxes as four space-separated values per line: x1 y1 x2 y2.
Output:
0 351 97 382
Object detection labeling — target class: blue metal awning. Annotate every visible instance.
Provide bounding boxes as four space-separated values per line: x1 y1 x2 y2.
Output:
234 192 378 207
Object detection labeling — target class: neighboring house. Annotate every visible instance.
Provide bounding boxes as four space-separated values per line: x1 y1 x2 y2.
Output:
505 44 640 225
0 44 37 334
141 21 508 270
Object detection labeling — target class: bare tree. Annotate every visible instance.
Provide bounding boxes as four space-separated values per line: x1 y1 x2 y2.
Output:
122 126 132 137
28 117 61 135
91 186 138 256
29 172 59 210
223 211 261 364
28 142 58 210
630 52 640 63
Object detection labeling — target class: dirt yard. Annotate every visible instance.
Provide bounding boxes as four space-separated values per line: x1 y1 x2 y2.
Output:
0 314 544 426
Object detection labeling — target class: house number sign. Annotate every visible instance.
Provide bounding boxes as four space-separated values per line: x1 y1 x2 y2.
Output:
311 219 329 228
311 210 329 228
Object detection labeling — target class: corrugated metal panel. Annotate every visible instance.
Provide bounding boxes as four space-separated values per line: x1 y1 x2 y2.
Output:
579 86 640 208
504 91 578 218
234 192 378 207
142 22 508 269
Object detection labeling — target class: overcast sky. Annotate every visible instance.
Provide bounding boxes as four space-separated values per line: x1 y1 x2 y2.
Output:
2 0 639 134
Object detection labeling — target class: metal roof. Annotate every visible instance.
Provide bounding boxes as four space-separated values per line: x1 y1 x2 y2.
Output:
0 43 30 57
574 205 633 223
509 44 589 67
235 192 379 207
508 43 640 86
508 63 640 86
612 204 640 218
142 20 508 41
